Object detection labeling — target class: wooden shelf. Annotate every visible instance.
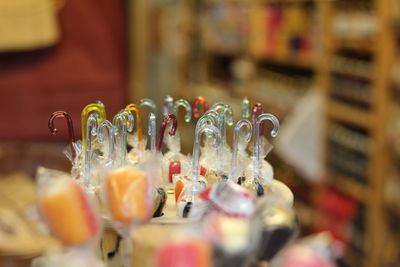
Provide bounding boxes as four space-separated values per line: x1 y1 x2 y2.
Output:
326 174 370 203
332 38 375 53
253 54 316 70
327 100 372 129
261 0 316 4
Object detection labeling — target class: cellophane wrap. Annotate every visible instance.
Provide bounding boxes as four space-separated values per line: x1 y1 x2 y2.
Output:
36 167 102 247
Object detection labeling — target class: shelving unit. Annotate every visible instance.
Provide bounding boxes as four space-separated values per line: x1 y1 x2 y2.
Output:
318 0 394 266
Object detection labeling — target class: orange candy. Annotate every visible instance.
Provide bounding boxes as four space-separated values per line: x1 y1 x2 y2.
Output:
175 179 185 203
39 181 98 246
106 168 150 224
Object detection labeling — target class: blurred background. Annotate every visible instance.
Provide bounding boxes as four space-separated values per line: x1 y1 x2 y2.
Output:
0 0 399 266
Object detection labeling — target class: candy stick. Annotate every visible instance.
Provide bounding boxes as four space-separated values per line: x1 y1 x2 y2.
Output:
125 104 143 151
242 97 250 119
230 119 252 181
163 95 174 116
84 114 99 187
81 102 106 152
149 113 157 152
211 104 233 174
251 103 265 136
97 120 115 163
157 115 178 152
112 113 128 167
173 99 192 123
48 111 77 159
192 123 221 188
253 113 280 192
192 96 209 119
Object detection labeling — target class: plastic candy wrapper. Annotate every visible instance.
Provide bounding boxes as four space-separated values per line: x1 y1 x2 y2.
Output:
188 180 257 220
32 248 105 267
252 195 298 262
103 164 156 235
202 214 261 267
155 229 213 267
36 167 101 247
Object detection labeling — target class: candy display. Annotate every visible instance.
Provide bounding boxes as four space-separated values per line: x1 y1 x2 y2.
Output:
37 95 297 266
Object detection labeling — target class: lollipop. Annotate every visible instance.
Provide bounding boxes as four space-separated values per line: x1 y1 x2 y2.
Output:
37 167 100 246
192 96 209 119
230 119 252 182
177 123 221 218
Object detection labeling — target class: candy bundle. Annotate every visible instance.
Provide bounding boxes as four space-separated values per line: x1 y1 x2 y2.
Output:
34 96 297 267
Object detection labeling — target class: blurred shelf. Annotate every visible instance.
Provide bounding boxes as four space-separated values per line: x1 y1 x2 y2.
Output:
205 46 245 57
253 54 316 70
326 174 370 203
261 0 316 4
332 38 375 53
327 100 372 129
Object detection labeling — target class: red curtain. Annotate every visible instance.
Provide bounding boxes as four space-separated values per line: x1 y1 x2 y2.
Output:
0 0 127 141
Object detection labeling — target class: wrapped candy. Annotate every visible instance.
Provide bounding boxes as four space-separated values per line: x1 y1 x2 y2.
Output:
177 122 221 218
104 165 154 233
36 167 101 246
156 232 212 267
204 214 260 267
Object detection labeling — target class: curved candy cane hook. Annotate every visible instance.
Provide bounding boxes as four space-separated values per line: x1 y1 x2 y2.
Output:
139 98 157 113
157 114 178 152
48 111 77 159
81 102 106 151
125 104 143 144
174 99 192 123
253 113 280 183
192 124 221 183
192 96 209 119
